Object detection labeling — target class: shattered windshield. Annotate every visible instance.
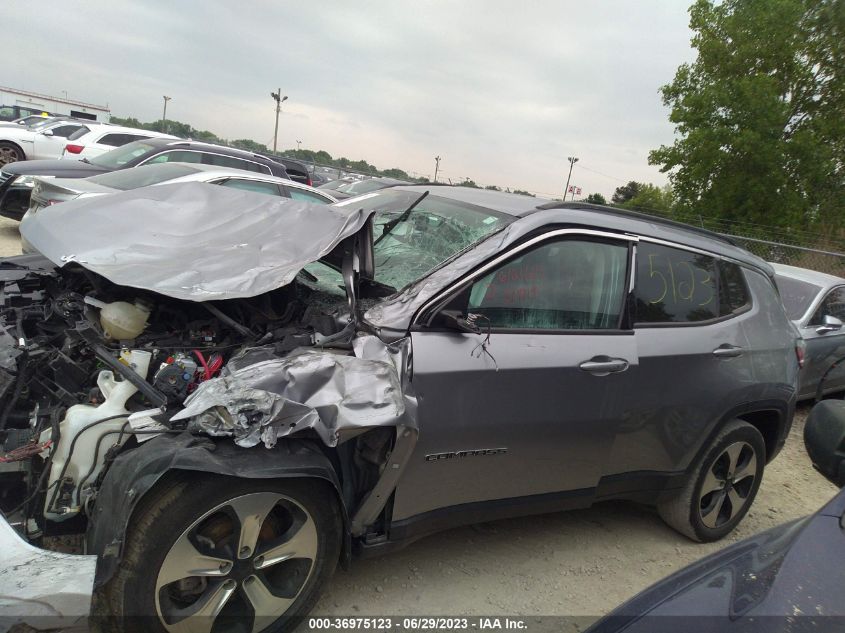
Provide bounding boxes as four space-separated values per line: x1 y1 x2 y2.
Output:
339 189 513 291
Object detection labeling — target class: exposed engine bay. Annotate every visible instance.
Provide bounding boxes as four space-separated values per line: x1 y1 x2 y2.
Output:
0 255 357 535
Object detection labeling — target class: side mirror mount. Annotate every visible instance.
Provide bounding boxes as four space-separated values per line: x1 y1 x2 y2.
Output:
816 314 843 335
804 400 845 488
437 309 482 334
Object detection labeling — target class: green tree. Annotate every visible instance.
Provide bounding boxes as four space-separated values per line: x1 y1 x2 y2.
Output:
512 189 535 197
485 185 502 191
459 179 481 188
620 184 676 215
649 0 845 232
585 193 607 205
231 138 267 153
611 181 642 205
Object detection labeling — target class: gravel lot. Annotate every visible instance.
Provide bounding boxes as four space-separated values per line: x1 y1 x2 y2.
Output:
0 216 837 625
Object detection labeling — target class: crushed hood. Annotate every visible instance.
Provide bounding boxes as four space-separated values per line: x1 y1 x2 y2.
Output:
21 182 375 301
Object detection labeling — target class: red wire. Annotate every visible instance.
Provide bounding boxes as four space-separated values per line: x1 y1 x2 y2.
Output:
192 349 211 382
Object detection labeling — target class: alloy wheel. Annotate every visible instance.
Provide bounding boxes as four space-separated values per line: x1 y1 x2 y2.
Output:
0 147 18 166
155 491 319 633
698 440 758 529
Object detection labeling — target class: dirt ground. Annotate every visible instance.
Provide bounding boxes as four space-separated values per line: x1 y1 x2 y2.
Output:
0 217 837 625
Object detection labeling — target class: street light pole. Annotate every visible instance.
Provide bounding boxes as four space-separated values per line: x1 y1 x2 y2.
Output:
162 96 171 133
564 156 578 199
434 156 441 183
296 139 302 151
270 89 288 153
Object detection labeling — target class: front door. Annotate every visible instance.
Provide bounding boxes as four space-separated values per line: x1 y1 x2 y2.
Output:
392 232 638 524
800 285 845 399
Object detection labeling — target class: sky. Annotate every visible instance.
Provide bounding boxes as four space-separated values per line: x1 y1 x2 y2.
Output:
6 1 697 199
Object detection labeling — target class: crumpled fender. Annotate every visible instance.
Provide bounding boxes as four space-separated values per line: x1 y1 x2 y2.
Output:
86 432 345 587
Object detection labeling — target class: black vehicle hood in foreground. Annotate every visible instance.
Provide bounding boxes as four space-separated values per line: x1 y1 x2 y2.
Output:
588 488 845 632
1 158 109 178
20 182 375 301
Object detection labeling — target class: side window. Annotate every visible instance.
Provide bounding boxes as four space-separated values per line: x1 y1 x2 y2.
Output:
718 261 750 316
467 238 629 330
50 125 86 138
145 150 204 164
809 287 845 326
215 178 282 196
635 242 720 323
203 153 267 173
99 133 149 147
287 187 333 204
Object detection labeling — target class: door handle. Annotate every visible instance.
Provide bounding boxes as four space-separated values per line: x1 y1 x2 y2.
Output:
579 357 629 376
712 345 744 358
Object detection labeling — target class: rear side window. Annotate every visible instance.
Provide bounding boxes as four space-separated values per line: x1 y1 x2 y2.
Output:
634 242 750 324
98 133 149 147
204 153 269 174
216 178 282 196
145 150 204 164
718 261 750 316
288 187 333 204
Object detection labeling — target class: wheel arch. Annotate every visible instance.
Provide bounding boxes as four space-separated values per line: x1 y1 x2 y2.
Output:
86 432 350 589
704 399 793 467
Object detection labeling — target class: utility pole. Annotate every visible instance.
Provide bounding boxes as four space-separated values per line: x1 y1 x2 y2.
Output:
296 139 302 151
270 89 288 153
434 156 441 182
564 156 578 199
162 96 171 133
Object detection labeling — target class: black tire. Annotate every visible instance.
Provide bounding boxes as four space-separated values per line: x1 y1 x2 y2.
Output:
97 474 342 633
658 419 765 542
0 141 24 166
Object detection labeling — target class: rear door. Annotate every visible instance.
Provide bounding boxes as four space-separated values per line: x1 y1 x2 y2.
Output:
605 240 755 477
392 230 638 523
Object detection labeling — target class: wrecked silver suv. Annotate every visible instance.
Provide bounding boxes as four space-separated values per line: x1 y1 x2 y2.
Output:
0 182 798 632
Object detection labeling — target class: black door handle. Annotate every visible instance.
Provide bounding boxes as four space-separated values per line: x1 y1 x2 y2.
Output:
579 357 629 376
712 345 744 358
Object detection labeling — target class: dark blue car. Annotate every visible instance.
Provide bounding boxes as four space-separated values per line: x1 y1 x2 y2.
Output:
588 399 845 632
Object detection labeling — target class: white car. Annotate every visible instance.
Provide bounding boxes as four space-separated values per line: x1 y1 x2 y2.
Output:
60 125 179 160
0 118 96 165
21 162 337 252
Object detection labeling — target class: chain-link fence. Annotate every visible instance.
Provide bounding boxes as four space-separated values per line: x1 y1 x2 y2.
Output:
724 234 845 277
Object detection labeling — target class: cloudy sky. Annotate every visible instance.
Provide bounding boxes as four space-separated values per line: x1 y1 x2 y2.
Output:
7 1 696 199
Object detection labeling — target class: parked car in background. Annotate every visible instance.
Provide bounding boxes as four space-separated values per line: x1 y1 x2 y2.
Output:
270 155 312 186
20 163 336 250
0 117 95 166
586 398 845 633
0 104 59 122
0 188 799 631
60 125 179 159
772 263 845 400
0 114 56 128
0 138 291 220
319 176 411 199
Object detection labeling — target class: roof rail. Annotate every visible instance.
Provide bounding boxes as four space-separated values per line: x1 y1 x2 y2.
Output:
536 201 739 247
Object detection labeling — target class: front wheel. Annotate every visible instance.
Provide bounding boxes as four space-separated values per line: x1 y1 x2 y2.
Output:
0 141 24 166
658 419 765 542
99 475 342 633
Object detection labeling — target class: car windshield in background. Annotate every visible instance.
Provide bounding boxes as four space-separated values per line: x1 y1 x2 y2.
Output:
87 163 203 190
336 179 390 195
88 140 157 168
337 189 513 291
774 275 821 320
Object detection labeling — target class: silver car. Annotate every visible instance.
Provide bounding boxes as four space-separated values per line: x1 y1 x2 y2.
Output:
772 262 845 400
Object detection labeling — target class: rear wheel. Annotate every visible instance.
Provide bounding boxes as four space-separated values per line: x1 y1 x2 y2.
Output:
0 141 24 166
658 419 765 542
99 475 342 633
